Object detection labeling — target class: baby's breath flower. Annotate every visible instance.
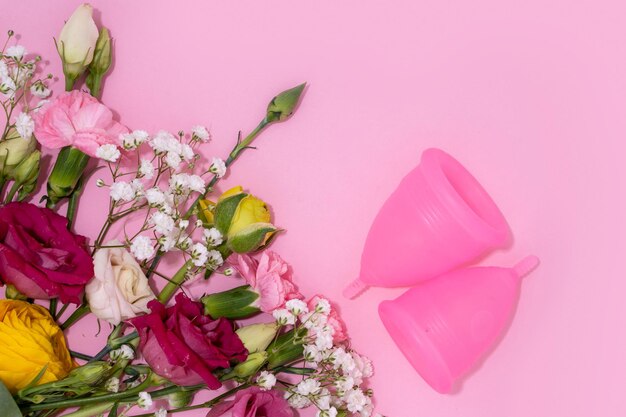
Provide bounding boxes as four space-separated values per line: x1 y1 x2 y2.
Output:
202 227 223 247
273 308 296 325
137 391 153 410
145 187 166 206
286 299 308 316
191 243 209 267
104 377 120 393
296 378 321 396
154 408 167 417
150 211 175 235
5 45 26 60
110 181 135 202
165 151 181 169
206 249 223 269
30 80 50 98
256 370 276 391
181 144 194 161
191 125 210 142
96 144 121 162
110 344 135 361
209 157 226 178
139 158 155 179
15 112 34 139
187 174 205 193
130 236 154 261
344 388 367 413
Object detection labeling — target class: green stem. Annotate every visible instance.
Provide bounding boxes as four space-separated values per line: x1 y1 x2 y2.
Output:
60 402 115 417
60 303 90 330
4 180 19 203
56 302 70 320
48 298 58 319
65 75 75 92
157 260 192 304
69 350 94 361
20 372 154 412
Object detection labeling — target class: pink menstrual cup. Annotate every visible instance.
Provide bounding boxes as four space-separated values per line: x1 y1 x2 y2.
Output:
378 255 539 394
344 148 511 299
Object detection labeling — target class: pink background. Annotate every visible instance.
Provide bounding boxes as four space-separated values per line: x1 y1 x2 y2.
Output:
3 1 626 416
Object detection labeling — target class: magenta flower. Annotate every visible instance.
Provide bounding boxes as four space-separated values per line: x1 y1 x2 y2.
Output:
229 251 302 313
0 203 94 304
129 293 248 389
206 387 294 417
33 90 127 157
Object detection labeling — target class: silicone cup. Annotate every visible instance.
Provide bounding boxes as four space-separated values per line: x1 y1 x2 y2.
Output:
344 148 511 299
378 256 539 394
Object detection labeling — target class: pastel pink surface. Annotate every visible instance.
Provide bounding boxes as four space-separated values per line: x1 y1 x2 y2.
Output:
3 1 626 416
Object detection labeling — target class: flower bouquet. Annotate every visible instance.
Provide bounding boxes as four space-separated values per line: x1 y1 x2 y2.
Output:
0 4 378 417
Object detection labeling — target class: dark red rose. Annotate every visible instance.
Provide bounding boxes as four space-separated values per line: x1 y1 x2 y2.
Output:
0 202 94 304
129 293 248 388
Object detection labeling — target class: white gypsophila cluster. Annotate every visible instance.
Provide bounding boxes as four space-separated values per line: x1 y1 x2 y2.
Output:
130 236 155 261
104 377 120 393
110 181 136 202
148 130 196 169
109 345 135 361
154 408 167 417
274 298 377 417
137 391 153 410
256 370 276 391
191 125 210 142
96 143 121 162
209 157 227 178
14 111 34 139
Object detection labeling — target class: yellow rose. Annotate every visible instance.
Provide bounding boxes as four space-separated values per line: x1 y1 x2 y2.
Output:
228 194 271 237
218 186 244 202
0 300 74 393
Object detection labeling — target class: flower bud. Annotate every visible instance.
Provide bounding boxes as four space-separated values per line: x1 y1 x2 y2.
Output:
66 361 113 386
4 285 27 300
45 146 90 207
267 328 306 369
13 150 41 201
201 285 260 319
265 83 306 123
228 352 268 379
86 28 112 98
167 390 194 408
56 4 99 88
236 322 279 353
0 128 36 171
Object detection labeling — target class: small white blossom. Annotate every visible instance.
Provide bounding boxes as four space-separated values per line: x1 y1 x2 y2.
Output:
334 376 355 395
110 344 135 361
169 173 190 194
110 181 135 202
285 392 311 409
191 243 209 267
317 407 338 417
104 377 119 393
5 45 27 60
303 344 323 363
0 61 7 79
187 174 205 193
165 151 181 168
178 219 189 229
154 408 167 417
15 112 34 139
206 249 223 269
315 389 332 411
344 388 367 413
191 125 210 141
286 299 308 316
130 236 155 261
176 235 193 251
145 187 166 206
273 308 296 325
150 211 175 235
202 227 223 246
133 130 150 144
149 130 175 153
137 391 153 410
95 144 121 162
30 82 50 98
181 144 194 161
0 77 16 97
315 327 334 351
256 371 276 391
297 378 321 396
209 157 226 178
139 158 155 179
314 298 331 314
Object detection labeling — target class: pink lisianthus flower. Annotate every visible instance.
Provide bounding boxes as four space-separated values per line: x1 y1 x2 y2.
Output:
206 387 293 417
308 295 348 344
229 251 302 313
33 90 127 157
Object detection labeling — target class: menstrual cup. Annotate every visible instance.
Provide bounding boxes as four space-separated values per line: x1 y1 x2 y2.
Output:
378 256 539 394
344 148 511 299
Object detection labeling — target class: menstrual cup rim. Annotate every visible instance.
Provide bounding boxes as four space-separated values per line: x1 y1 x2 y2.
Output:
421 148 511 247
378 299 454 394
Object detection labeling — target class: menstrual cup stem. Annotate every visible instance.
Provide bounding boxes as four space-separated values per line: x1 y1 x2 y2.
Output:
343 278 369 299
513 255 540 278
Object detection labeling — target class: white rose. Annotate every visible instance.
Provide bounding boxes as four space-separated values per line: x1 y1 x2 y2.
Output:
57 4 99 77
86 240 156 325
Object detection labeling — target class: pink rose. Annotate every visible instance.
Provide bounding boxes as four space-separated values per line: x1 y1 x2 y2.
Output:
129 293 248 389
206 387 293 417
33 90 127 157
308 295 348 344
0 202 94 304
229 251 302 313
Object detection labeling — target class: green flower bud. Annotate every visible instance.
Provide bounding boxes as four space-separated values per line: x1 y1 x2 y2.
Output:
265 83 306 123
65 361 113 386
267 328 306 369
236 322 279 353
168 390 194 408
5 285 28 301
0 128 36 172
86 28 112 98
45 146 90 207
201 285 260 319
226 352 268 379
227 223 279 253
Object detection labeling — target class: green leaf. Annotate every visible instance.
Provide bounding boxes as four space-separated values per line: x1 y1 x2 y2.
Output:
0 380 23 417
214 193 247 234
227 223 277 253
